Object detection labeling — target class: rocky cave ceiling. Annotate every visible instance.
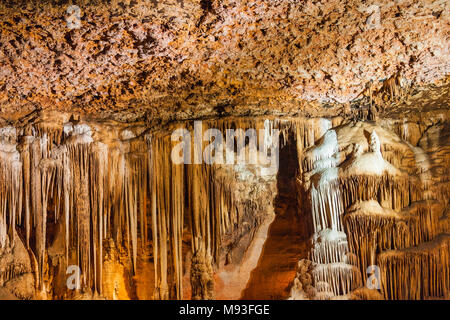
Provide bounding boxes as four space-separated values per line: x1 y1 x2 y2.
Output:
0 0 448 123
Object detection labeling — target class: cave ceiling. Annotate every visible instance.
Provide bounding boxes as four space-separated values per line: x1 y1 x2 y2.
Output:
0 0 448 125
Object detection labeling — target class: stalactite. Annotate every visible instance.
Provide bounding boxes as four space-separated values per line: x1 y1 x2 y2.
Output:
296 124 362 298
149 135 170 299
5 117 274 298
312 263 361 296
378 235 449 300
147 118 278 299
148 133 187 299
187 162 216 300
19 136 34 248
294 121 449 300
31 137 44 290
1 115 445 301
339 174 421 212
89 142 108 294
344 199 440 284
68 142 92 288
0 127 22 251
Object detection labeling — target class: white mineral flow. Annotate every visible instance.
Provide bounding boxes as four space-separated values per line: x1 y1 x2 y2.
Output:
299 123 361 298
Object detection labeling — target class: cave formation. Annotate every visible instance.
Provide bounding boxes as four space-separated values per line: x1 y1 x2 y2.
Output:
0 0 449 300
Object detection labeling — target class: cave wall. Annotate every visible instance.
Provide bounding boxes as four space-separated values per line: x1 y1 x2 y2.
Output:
0 109 448 300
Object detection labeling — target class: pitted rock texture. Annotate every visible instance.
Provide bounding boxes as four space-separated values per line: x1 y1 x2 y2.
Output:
0 0 449 121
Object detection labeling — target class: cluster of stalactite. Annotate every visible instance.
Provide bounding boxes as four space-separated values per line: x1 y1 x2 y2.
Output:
339 138 447 298
0 259 29 287
339 174 422 213
295 120 449 300
0 122 149 294
149 131 250 299
356 74 410 121
344 200 439 284
2 115 447 300
0 116 287 299
0 127 22 252
148 119 282 299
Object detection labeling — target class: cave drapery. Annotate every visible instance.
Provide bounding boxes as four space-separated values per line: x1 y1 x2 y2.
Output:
0 112 448 300
0 0 449 301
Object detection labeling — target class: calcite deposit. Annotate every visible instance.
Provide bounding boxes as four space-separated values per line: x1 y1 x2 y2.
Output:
0 0 449 122
0 0 448 300
289 118 449 300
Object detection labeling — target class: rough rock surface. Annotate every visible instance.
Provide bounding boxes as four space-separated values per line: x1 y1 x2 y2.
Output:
0 0 449 121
